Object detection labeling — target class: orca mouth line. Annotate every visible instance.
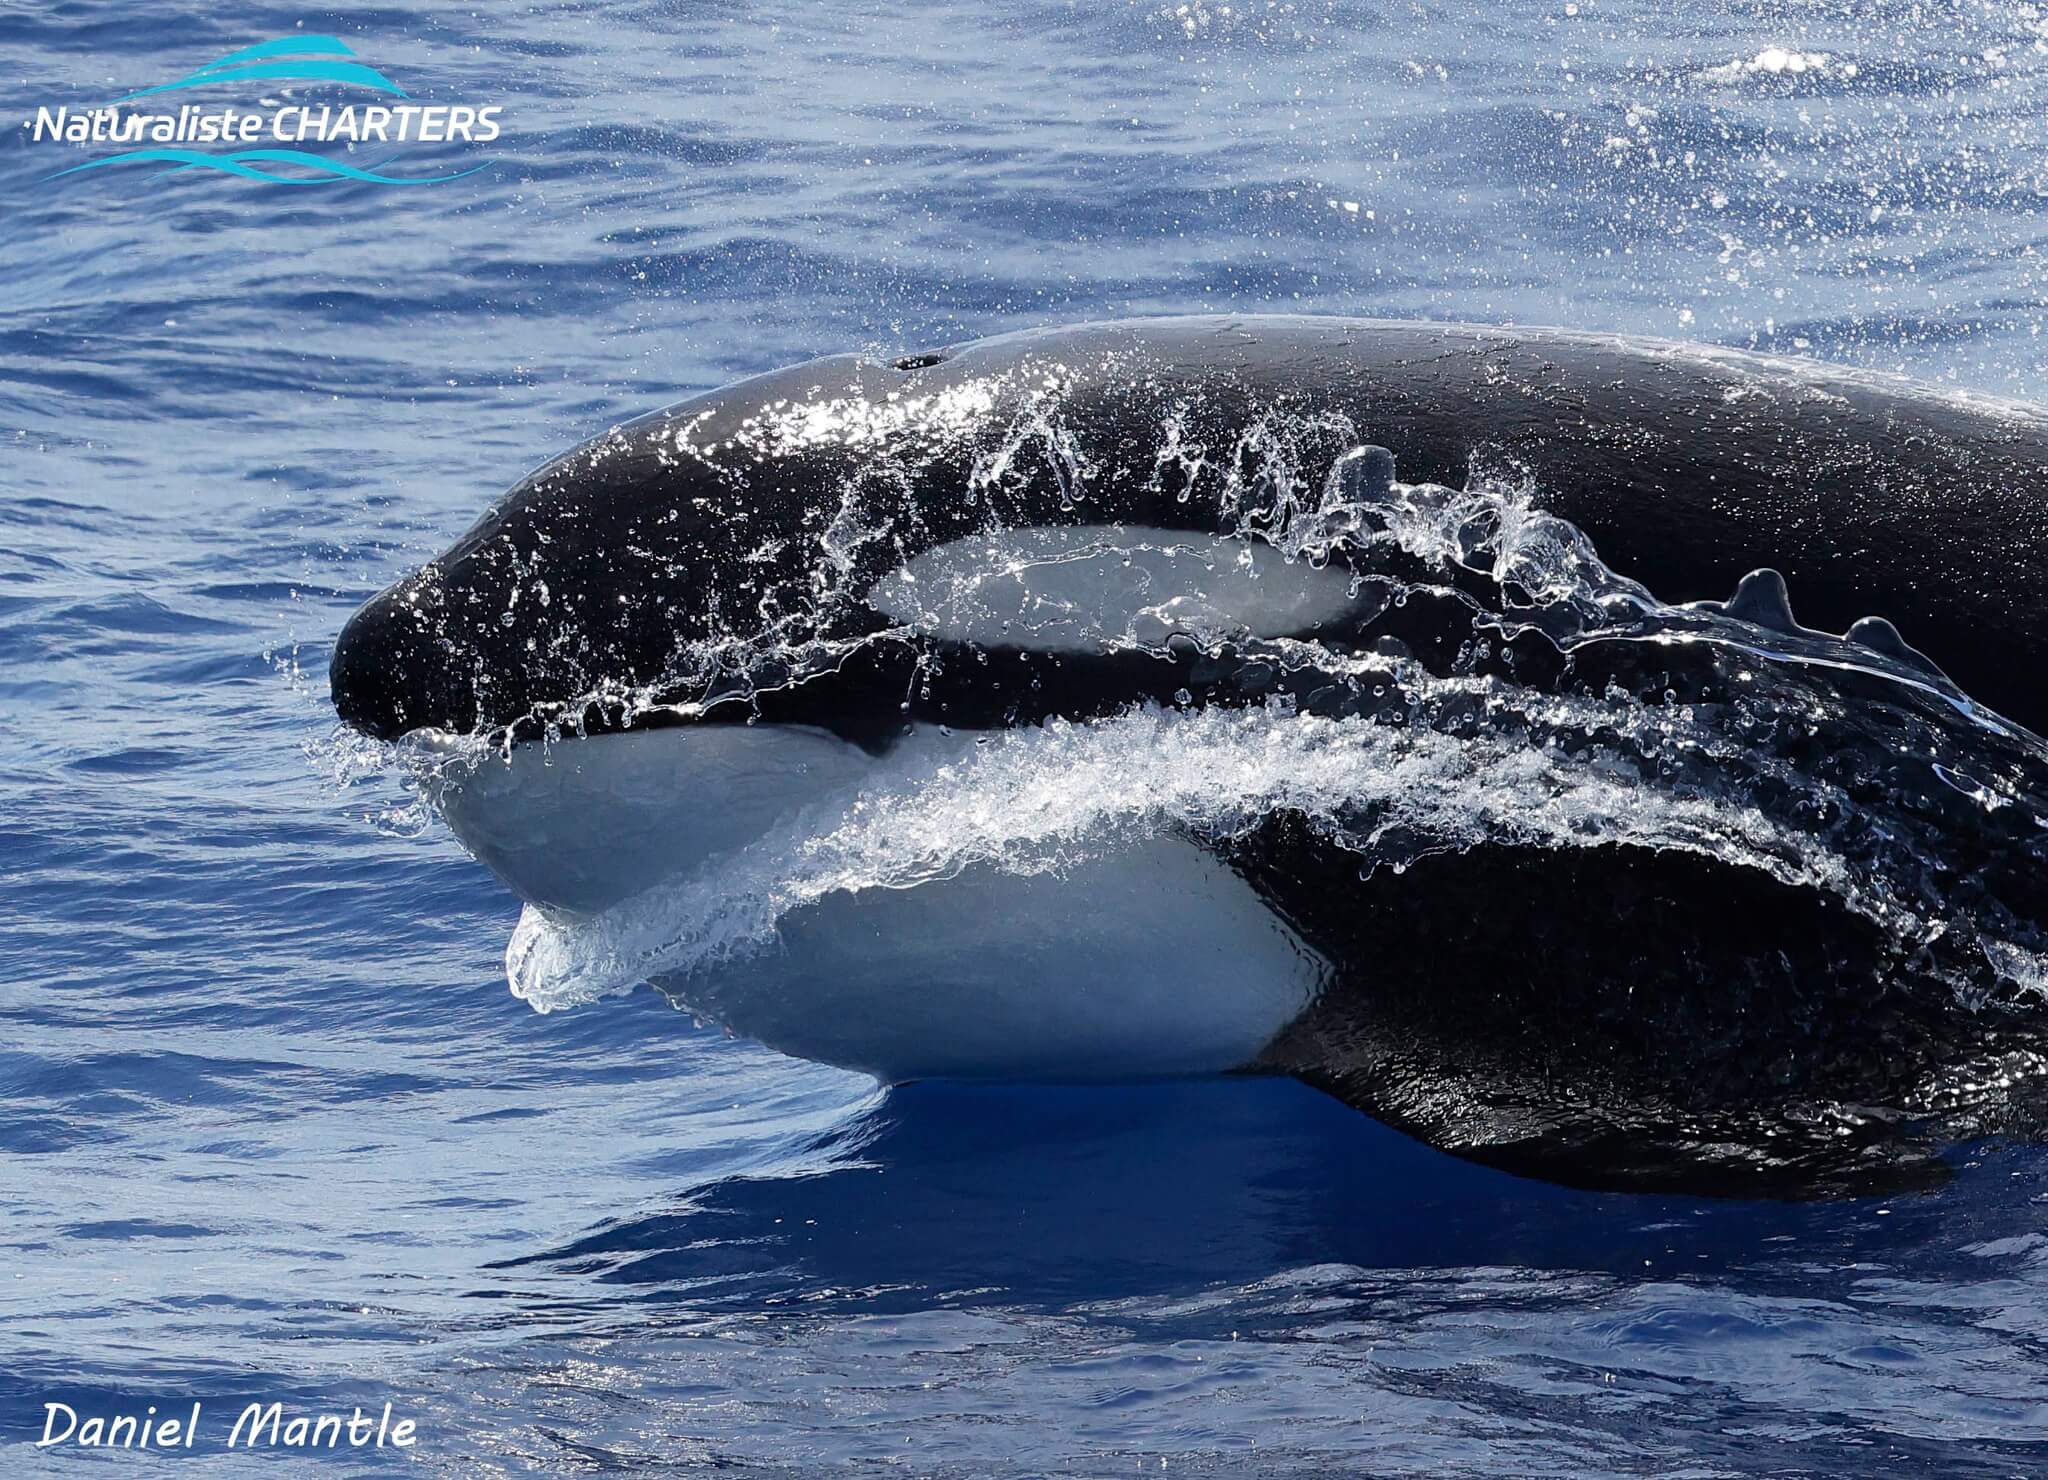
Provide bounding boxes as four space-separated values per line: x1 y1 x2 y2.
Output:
327 316 2048 1197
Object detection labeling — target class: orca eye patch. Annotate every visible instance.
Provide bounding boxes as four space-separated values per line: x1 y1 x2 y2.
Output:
866 525 1362 651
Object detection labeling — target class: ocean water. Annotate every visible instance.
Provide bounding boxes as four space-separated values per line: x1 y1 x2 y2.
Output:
9 1 2048 1473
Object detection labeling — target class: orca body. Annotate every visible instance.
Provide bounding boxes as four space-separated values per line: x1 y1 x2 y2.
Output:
332 317 2048 1196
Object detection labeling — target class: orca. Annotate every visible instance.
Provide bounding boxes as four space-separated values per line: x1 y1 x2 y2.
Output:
331 316 2048 1197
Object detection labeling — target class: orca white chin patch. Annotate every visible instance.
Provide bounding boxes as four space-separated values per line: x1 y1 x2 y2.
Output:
658 836 1326 1083
421 723 878 917
427 723 1327 1082
867 524 1361 651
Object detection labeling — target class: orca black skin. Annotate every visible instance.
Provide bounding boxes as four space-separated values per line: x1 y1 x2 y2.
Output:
333 316 2048 742
332 316 2048 1197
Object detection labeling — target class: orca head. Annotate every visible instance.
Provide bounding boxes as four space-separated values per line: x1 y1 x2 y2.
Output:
327 349 979 745
326 349 1393 925
327 386 788 745
329 347 1391 749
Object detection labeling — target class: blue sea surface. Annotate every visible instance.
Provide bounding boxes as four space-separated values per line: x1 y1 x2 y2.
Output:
7 1 2048 1473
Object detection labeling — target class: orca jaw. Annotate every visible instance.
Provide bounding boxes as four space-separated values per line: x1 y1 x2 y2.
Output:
420 722 884 917
422 720 1330 1086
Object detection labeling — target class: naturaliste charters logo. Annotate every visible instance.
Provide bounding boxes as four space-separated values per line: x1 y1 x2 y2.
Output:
26 32 501 185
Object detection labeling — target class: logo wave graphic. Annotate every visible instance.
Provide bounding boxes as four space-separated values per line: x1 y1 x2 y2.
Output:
49 148 490 186
113 35 405 104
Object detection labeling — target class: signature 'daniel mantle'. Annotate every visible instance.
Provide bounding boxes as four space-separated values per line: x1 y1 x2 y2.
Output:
37 1400 418 1450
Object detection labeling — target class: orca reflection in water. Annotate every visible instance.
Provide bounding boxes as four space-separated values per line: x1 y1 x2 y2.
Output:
331 316 2048 1197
